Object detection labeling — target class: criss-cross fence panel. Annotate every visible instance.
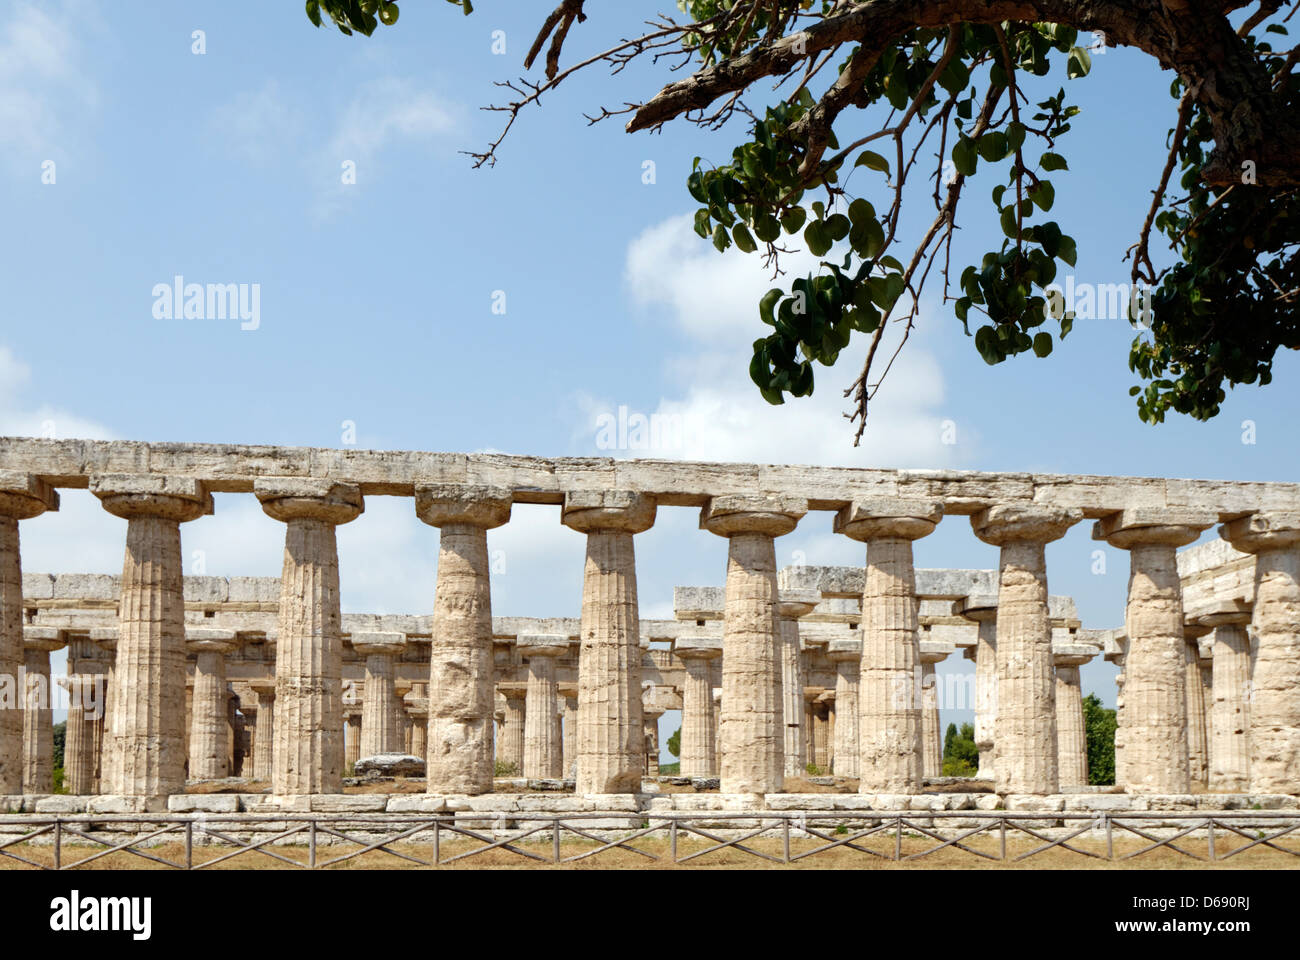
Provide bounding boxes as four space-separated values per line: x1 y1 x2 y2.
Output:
0 810 1298 868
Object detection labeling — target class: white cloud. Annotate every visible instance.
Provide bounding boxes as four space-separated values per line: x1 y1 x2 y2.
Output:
0 3 98 167
0 345 114 441
577 213 964 467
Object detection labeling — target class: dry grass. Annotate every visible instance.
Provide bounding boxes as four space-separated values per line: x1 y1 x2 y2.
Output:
3 832 1297 870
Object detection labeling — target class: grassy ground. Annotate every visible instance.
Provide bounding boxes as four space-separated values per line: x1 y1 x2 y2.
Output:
1 833 1296 869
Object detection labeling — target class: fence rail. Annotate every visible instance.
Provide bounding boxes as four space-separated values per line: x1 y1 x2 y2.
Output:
0 811 1297 868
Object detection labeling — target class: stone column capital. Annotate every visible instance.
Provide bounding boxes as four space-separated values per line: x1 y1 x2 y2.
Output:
1052 647 1097 668
557 682 579 700
0 471 59 519
972 504 1082 545
953 593 999 623
919 640 953 665
834 498 942 542
699 494 804 538
89 627 119 651
826 638 862 663
776 589 820 619
517 634 569 659
249 680 277 701
414 483 512 529
562 490 656 533
1092 508 1216 549
185 628 241 656
350 631 407 659
674 636 723 661
22 626 66 653
92 474 213 522
255 478 362 525
499 682 528 701
1220 511 1300 553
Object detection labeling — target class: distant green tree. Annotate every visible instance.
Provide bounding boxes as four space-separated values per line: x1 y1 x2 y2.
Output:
667 727 681 759
53 721 65 770
942 721 979 776
1083 693 1117 786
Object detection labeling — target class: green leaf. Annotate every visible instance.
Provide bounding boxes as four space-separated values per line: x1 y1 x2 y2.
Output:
1057 234 1078 267
780 207 807 234
1006 121 1026 153
306 0 323 27
1040 152 1069 171
759 289 783 326
1029 180 1055 212
952 137 978 177
978 131 1009 163
854 150 891 175
1067 46 1092 79
379 1 399 24
693 208 711 239
712 224 731 253
687 170 709 204
1032 332 1053 357
805 220 832 256
733 223 757 254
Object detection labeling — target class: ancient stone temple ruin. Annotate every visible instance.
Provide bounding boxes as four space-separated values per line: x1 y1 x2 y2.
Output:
1 437 1297 814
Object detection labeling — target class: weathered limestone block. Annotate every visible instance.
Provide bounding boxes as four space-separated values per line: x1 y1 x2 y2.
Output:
1221 512 1300 794
417 483 512 795
94 474 212 798
353 753 425 778
955 594 998 779
836 499 942 794
0 473 57 795
186 629 241 780
675 637 722 778
826 639 862 778
256 478 362 796
352 631 407 758
973 504 1081 795
702 495 806 794
777 591 819 779
1096 509 1214 794
564 490 656 794
519 634 567 779
22 627 65 793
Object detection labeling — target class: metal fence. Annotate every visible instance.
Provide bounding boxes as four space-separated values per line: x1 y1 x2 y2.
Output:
0 810 1298 868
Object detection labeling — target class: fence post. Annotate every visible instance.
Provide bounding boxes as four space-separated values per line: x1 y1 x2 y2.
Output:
1105 815 1113 860
999 817 1006 860
782 817 790 864
185 821 193 870
53 819 61 871
669 818 677 863
308 819 317 869
433 819 440 866
894 819 902 861
1207 819 1215 861
553 817 561 863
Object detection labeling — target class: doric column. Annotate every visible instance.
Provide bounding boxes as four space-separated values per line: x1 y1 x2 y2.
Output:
675 638 721 777
643 705 664 777
416 484 512 795
918 641 951 780
90 628 118 793
1053 645 1096 789
956 595 998 780
22 627 66 793
58 674 99 795
519 635 567 779
702 495 805 795
255 478 362 796
1183 624 1213 787
777 591 818 779
393 679 413 755
0 473 57 795
1199 614 1251 792
836 499 943 794
344 709 362 770
559 683 578 777
93 474 212 798
563 490 656 795
827 639 861 778
812 693 832 770
1108 639 1129 788
1222 512 1300 793
352 632 407 758
1094 509 1213 794
498 684 527 773
405 693 428 762
186 629 241 780
249 681 276 781
973 504 1081 795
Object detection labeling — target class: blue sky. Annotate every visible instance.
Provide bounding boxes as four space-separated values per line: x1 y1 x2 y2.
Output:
3 2 1295 748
